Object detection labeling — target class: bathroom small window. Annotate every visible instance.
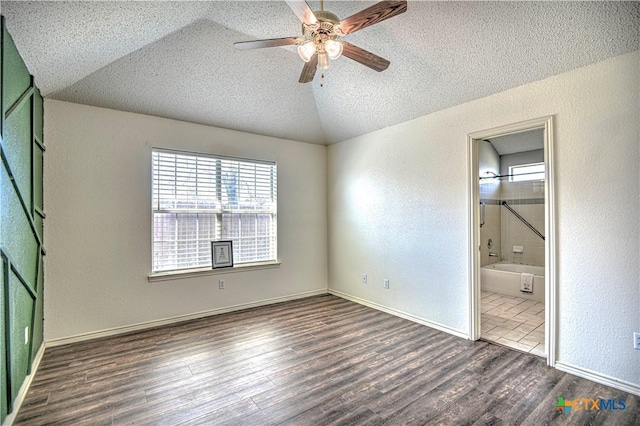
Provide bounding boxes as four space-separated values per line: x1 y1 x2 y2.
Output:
509 162 545 182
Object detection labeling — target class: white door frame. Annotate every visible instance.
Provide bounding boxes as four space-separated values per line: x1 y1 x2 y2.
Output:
467 116 556 367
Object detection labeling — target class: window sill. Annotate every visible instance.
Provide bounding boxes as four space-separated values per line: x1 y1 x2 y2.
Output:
148 261 281 282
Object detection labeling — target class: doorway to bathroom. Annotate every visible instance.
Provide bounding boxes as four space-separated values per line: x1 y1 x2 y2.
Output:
468 117 556 367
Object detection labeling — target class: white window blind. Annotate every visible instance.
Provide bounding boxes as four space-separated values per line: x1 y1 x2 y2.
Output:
152 149 277 272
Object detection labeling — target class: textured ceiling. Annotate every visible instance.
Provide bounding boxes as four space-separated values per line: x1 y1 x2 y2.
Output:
2 1 639 144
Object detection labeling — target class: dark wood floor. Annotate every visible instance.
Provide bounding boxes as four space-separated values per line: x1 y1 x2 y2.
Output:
14 295 639 425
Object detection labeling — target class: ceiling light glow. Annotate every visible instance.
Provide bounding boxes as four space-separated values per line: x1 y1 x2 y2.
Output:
325 40 343 60
297 42 316 62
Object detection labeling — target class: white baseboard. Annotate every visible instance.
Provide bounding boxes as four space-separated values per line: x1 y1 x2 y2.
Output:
330 290 640 397
329 289 468 339
555 361 640 397
46 289 328 347
2 344 46 426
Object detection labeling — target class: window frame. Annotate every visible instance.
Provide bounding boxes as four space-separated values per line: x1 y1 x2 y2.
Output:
150 147 278 276
508 162 546 182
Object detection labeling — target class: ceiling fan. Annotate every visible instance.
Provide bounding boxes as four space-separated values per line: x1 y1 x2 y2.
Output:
234 0 408 83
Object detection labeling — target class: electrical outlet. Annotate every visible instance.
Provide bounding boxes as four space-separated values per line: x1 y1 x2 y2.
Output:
634 332 640 350
362 274 367 284
218 279 226 290
383 279 390 289
24 326 29 345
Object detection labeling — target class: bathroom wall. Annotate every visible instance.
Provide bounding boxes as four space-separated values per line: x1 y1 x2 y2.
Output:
479 141 501 266
500 150 545 266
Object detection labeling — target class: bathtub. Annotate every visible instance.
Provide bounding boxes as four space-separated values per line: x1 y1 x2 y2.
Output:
481 262 545 302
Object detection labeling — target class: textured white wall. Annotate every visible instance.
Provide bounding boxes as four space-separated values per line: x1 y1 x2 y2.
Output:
44 100 327 341
328 51 639 387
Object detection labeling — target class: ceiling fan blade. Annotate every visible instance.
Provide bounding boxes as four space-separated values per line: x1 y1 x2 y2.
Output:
338 1 407 35
341 42 390 72
234 37 299 50
285 0 318 26
299 54 318 83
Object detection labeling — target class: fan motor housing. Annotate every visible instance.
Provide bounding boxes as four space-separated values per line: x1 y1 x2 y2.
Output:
302 10 340 41
314 10 340 25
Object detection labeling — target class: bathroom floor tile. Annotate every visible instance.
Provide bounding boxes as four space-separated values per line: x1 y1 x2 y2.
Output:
505 305 529 316
485 307 509 317
502 329 529 341
526 330 544 341
480 291 545 358
514 323 537 334
496 300 520 308
530 343 546 357
524 305 544 315
520 336 543 348
483 314 508 325
482 323 497 333
482 326 510 341
501 319 525 330
513 312 544 326
496 337 534 353
481 292 502 303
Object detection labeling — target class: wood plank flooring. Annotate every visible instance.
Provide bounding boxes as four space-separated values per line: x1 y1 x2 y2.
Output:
14 295 640 425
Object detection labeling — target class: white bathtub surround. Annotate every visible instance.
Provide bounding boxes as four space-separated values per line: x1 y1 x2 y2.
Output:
478 141 501 266
500 198 545 266
481 262 545 302
481 291 545 357
483 262 544 275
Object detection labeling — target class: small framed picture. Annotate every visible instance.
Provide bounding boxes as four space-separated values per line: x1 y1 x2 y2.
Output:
211 240 234 269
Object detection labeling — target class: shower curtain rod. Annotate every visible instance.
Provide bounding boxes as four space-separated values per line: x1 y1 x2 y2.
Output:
479 171 543 180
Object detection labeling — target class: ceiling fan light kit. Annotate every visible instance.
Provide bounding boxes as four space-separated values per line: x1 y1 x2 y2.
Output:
234 0 407 83
297 42 316 62
325 40 343 60
296 9 343 68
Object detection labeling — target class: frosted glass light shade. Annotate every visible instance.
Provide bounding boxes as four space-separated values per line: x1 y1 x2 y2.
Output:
325 40 343 60
297 42 316 62
317 52 329 70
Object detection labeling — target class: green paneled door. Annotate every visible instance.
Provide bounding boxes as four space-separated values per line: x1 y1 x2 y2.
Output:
1 16 45 423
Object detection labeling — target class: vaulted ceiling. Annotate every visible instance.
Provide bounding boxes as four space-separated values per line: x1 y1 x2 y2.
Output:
2 1 638 144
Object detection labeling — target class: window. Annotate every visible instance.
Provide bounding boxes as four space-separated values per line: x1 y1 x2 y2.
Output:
152 149 277 273
509 162 545 182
